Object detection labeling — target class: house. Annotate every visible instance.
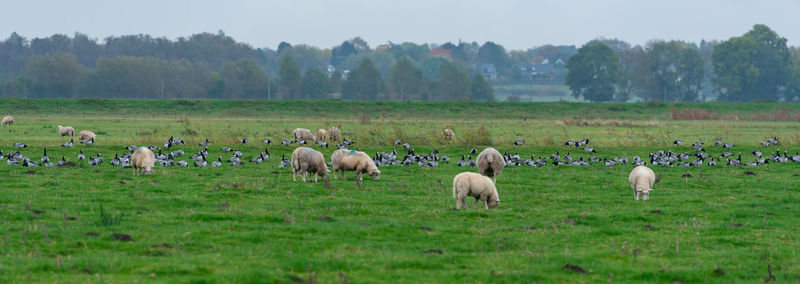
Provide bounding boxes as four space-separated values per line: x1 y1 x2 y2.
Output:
519 58 566 81
473 63 497 80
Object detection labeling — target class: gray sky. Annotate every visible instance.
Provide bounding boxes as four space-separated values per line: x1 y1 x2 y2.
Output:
3 0 798 50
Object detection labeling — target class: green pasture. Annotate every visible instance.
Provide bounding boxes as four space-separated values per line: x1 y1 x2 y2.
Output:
1 100 799 283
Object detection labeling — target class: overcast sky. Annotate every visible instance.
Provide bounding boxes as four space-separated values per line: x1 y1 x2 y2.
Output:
2 0 798 50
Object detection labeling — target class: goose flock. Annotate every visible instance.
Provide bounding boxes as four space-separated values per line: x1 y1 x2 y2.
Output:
3 133 798 171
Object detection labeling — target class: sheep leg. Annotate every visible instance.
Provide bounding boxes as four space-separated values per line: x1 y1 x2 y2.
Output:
493 175 497 184
456 190 468 210
314 172 318 183
474 198 480 209
293 170 297 181
634 190 639 201
302 171 307 183
340 169 346 180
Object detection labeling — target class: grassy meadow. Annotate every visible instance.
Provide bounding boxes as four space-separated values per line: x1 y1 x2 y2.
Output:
1 99 800 283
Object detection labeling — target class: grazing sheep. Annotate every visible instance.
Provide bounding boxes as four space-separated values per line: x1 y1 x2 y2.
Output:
291 147 328 183
78 130 96 141
628 166 656 201
1 115 13 125
316 128 328 142
443 129 455 141
57 125 75 136
330 149 381 181
452 172 500 210
328 127 342 142
131 147 156 175
293 128 316 142
476 147 504 183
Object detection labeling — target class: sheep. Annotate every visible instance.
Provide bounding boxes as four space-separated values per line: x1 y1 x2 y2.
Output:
1 115 14 125
57 125 75 136
453 172 500 210
131 147 156 175
316 128 328 142
628 165 656 201
291 147 328 183
330 149 381 181
293 128 316 142
476 147 504 183
78 130 96 141
443 128 455 141
328 127 342 142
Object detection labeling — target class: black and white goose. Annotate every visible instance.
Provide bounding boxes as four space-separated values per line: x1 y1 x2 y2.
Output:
456 155 466 167
282 139 292 146
673 139 683 146
194 155 208 167
80 137 94 145
467 155 475 166
210 157 223 167
41 148 49 163
241 138 247 144
62 139 74 148
199 139 210 146
262 138 271 144
110 153 120 166
279 154 291 168
78 149 86 160
57 156 67 166
14 142 27 148
513 139 524 146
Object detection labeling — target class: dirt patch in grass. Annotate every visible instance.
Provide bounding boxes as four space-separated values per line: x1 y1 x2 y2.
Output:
111 233 133 242
562 264 586 274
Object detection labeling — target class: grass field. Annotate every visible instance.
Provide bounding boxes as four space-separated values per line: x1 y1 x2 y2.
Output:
1 99 800 283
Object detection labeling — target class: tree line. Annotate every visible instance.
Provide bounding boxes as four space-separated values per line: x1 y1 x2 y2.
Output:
1 25 798 101
566 24 800 102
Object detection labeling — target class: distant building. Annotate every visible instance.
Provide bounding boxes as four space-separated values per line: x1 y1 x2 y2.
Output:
473 63 497 80
375 44 390 51
429 47 453 59
325 65 350 80
519 58 566 80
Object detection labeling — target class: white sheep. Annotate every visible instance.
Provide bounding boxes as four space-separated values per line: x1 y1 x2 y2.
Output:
293 128 316 142
476 147 504 183
444 129 455 141
316 128 328 142
57 125 75 136
328 127 341 142
291 147 328 183
628 165 656 201
330 149 381 181
131 147 156 175
1 115 14 125
78 130 96 141
453 172 500 210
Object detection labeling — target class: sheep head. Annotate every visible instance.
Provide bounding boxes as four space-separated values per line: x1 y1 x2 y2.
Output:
635 188 651 201
369 168 381 180
143 165 154 175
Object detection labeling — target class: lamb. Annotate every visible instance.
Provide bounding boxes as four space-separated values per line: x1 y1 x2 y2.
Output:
293 128 316 142
628 165 656 201
330 149 381 181
291 147 328 183
78 130 96 141
57 125 75 136
476 147 504 183
443 128 455 141
328 127 342 142
316 128 328 142
452 172 500 210
131 147 156 175
1 115 14 125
